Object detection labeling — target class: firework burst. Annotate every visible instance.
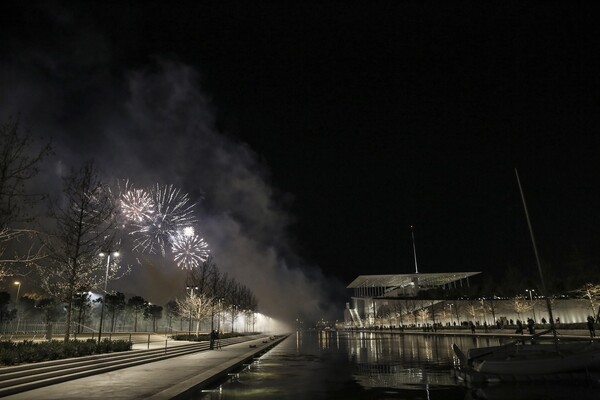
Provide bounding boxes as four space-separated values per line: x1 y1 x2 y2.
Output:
171 229 210 269
129 184 198 256
117 180 209 268
120 188 154 223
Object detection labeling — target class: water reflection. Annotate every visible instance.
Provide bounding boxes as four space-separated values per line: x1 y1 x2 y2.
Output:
347 332 478 391
199 331 598 399
201 331 471 399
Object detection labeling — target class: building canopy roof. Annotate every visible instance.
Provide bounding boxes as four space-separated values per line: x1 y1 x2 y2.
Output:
346 272 481 289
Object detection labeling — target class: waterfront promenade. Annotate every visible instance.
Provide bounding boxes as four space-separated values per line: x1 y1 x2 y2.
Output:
2 335 287 400
1 328 595 399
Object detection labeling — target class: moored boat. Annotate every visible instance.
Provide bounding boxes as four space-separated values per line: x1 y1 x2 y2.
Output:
453 341 600 376
453 170 600 383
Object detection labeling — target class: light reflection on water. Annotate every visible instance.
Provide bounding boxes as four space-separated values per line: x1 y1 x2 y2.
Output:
198 331 598 399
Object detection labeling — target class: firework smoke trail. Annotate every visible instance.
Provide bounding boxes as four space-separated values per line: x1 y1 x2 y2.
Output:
171 228 210 269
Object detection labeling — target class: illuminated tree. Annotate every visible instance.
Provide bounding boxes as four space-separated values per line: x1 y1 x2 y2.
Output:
176 291 212 336
417 308 429 324
186 256 223 330
575 283 600 317
510 295 532 320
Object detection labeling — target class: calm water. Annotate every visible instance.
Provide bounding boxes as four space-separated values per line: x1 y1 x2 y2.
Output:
200 331 599 400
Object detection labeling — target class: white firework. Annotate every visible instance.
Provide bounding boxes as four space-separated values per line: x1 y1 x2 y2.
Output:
171 231 210 270
120 188 154 223
130 184 198 256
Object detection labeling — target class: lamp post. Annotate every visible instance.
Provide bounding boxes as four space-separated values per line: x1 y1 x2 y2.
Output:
14 281 21 333
14 281 21 302
98 251 119 343
526 289 536 322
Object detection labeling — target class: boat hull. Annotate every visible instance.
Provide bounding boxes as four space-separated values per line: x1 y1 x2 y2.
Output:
455 342 600 376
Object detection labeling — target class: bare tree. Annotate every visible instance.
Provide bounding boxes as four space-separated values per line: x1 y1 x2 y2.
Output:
186 255 215 295
0 117 51 278
225 278 241 333
404 299 419 325
165 300 179 333
482 297 500 324
429 300 440 328
237 285 256 332
187 256 222 330
390 301 405 327
37 161 121 341
450 302 464 325
465 299 482 322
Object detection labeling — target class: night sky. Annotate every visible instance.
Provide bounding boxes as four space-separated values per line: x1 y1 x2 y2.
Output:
2 2 600 321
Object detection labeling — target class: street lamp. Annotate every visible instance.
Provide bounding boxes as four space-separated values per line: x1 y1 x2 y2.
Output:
525 289 536 322
14 281 21 333
13 281 21 303
98 251 119 343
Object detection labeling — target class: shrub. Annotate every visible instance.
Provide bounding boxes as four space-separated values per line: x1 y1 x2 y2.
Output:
0 339 132 366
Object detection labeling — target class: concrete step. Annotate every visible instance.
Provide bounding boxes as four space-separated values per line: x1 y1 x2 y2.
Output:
0 335 265 397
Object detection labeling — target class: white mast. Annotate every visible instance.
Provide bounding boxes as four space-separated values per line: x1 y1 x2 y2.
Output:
410 225 419 274
515 168 558 345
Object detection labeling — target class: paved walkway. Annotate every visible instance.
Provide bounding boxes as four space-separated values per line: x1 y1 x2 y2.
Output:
4 336 287 400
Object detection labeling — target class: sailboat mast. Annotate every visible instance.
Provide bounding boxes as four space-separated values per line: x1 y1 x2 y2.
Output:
410 225 419 274
515 169 548 295
515 168 558 344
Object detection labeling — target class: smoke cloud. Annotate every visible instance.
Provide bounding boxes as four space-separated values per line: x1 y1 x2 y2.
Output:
0 5 345 325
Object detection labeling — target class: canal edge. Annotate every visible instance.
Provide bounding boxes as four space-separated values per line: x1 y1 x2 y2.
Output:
148 334 290 400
